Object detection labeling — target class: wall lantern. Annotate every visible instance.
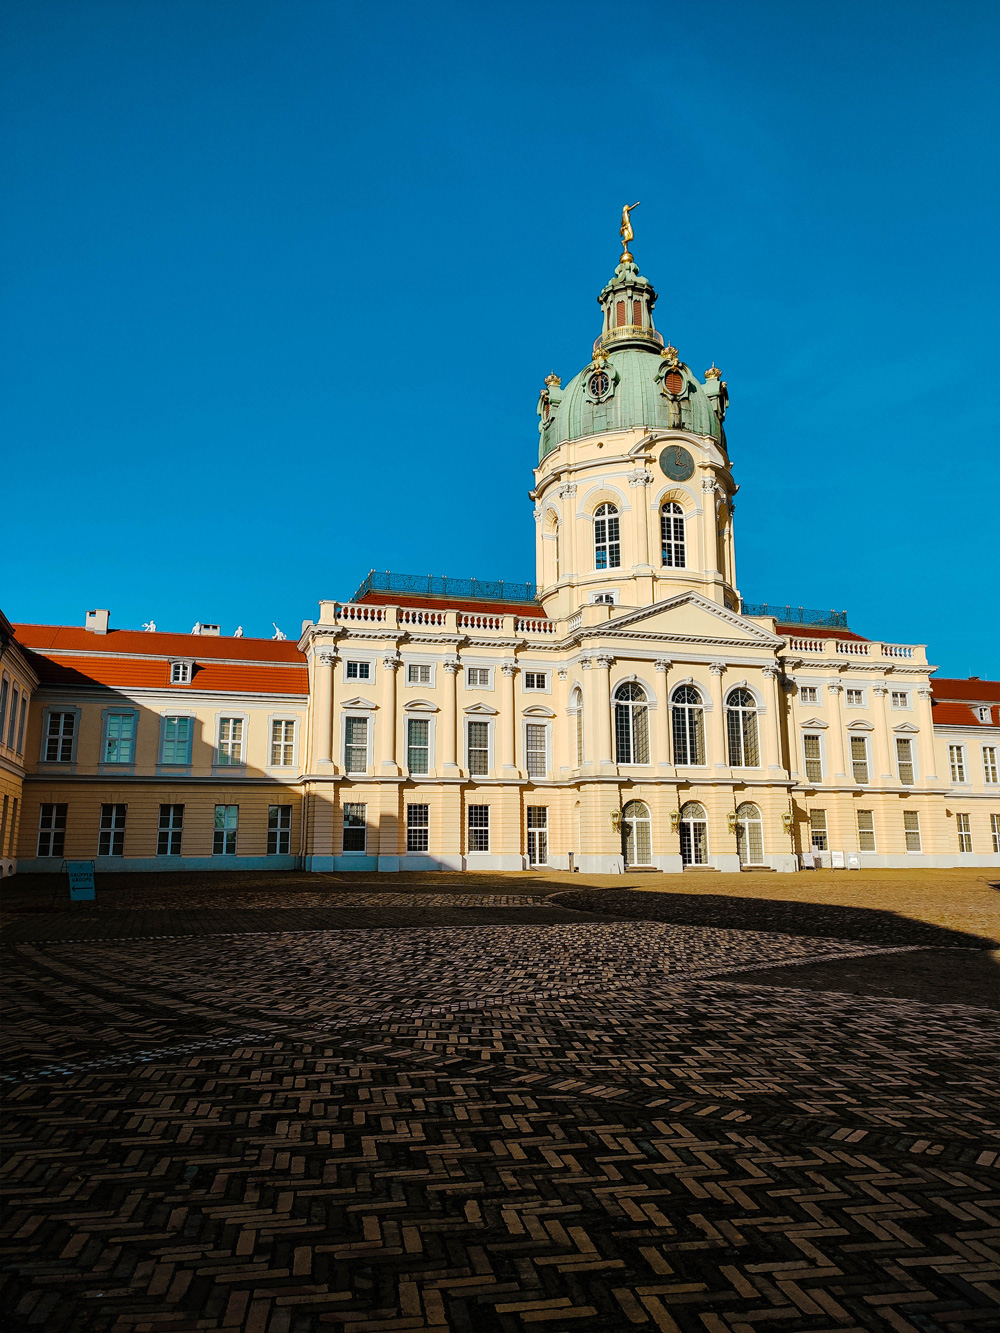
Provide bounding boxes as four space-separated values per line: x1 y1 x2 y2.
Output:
669 809 680 832
610 809 622 833
781 812 793 835
727 810 738 834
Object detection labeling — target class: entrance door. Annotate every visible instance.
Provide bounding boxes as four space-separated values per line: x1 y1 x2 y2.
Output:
735 802 764 866
622 800 652 866
527 806 548 866
679 801 708 865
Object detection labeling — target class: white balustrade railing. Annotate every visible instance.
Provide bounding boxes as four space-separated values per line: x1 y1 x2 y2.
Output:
399 608 446 626
338 603 385 622
516 617 557 634
567 613 583 632
882 644 914 658
837 640 870 655
788 637 825 652
459 613 505 631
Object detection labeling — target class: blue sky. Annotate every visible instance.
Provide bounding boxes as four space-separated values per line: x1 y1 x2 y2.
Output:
3 0 998 676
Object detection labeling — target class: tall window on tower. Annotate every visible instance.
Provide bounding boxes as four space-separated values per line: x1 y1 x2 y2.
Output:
661 503 686 568
594 504 620 570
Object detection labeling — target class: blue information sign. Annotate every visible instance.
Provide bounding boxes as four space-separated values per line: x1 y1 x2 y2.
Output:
66 861 96 901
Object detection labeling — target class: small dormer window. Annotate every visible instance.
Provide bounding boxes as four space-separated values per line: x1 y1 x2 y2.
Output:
664 369 684 395
976 705 991 722
170 662 191 684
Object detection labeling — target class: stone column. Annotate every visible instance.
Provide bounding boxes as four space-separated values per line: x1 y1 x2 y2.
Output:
654 658 674 774
441 659 461 774
872 682 894 782
580 655 595 768
557 483 577 580
827 682 847 780
708 661 728 771
556 666 570 774
916 686 939 780
500 661 519 777
314 651 337 767
627 468 653 569
700 475 719 580
379 655 401 773
595 653 615 769
760 665 785 774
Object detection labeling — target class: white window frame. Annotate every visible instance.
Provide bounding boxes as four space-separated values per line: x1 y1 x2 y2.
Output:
169 660 193 684
523 721 549 779
526 806 548 865
406 715 432 775
465 717 493 776
983 745 999 785
342 802 367 854
268 715 299 769
157 803 184 856
101 709 139 767
160 713 195 767
213 804 239 856
98 803 128 857
267 804 293 855
593 503 621 571
37 802 67 857
660 501 686 569
895 735 917 785
798 686 819 706
890 690 910 710
845 687 866 708
41 707 80 764
956 812 972 853
342 713 372 775
856 808 876 852
522 671 550 693
465 665 493 690
589 590 619 606
975 705 991 723
405 662 435 687
808 808 828 852
467 803 490 853
991 812 1000 855
406 803 430 853
949 744 967 783
802 732 824 784
343 658 374 683
903 809 921 852
849 735 870 785
215 713 249 769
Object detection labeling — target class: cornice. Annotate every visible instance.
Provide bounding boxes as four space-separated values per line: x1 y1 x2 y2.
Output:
33 685 308 706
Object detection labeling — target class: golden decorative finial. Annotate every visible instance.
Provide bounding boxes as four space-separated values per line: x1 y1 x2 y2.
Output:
544 372 562 388
705 364 722 380
619 201 640 261
592 345 611 367
660 343 679 366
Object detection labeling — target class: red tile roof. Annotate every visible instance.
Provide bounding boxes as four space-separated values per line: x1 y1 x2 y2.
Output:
931 677 1000 701
13 623 305 662
13 624 308 696
931 700 998 727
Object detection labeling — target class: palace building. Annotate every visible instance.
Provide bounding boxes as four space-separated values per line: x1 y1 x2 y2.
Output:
2 231 998 876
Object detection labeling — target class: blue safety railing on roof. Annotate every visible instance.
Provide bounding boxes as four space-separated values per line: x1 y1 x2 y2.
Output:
352 570 538 605
741 602 847 628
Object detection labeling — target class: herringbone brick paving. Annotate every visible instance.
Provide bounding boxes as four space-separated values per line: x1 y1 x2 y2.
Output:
2 889 998 1332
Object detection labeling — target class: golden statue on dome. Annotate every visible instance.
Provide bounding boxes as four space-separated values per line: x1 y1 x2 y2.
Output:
619 201 640 261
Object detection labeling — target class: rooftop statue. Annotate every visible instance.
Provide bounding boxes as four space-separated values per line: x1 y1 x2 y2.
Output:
620 201 640 261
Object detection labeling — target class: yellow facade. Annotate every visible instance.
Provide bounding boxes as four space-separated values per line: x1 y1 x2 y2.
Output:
8 237 999 874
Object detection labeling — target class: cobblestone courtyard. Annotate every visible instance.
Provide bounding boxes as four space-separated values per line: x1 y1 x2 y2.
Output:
2 871 998 1332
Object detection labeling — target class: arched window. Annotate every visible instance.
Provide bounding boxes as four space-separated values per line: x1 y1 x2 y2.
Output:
614 682 649 764
661 502 686 568
622 800 652 866
735 802 764 866
672 685 705 765
570 687 584 767
632 299 642 326
726 688 760 767
594 504 621 570
679 801 708 865
616 300 626 328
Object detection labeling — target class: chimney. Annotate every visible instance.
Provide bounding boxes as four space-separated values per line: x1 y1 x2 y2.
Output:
85 609 110 634
192 623 221 636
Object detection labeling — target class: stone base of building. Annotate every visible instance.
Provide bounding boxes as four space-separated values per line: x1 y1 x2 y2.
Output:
15 854 300 874
1 857 16 878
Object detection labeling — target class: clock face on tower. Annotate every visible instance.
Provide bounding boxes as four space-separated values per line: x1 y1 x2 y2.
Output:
659 444 694 481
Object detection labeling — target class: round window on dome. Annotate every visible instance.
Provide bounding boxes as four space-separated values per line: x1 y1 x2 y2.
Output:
665 370 684 395
589 371 610 399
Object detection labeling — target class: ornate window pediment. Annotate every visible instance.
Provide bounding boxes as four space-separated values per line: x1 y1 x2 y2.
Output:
464 702 499 716
892 721 919 733
403 699 438 713
341 696 377 710
799 717 828 729
523 704 556 718
846 719 875 731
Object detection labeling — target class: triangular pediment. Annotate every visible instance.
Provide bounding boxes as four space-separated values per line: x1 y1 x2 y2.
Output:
464 702 498 715
341 695 377 710
592 591 784 647
893 721 919 733
799 716 828 729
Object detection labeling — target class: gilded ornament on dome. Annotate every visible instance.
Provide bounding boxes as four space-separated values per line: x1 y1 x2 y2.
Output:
619 201 640 260
661 343 679 366
544 372 562 388
705 364 722 380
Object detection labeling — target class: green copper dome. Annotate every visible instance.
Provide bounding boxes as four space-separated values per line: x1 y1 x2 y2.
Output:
537 257 728 460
